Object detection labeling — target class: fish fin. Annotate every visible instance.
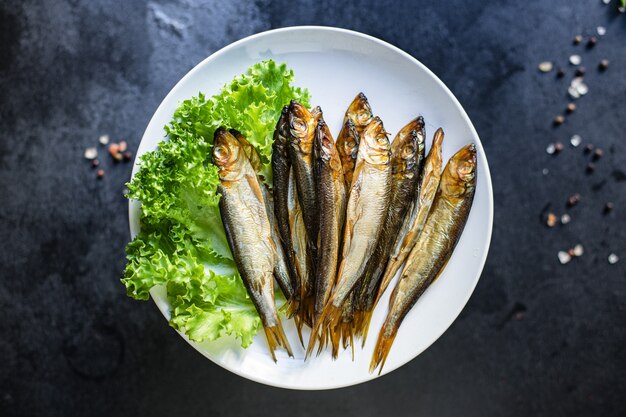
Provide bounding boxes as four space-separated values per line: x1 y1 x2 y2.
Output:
245 173 266 205
334 320 354 361
284 296 304 347
263 320 293 362
358 309 375 348
352 309 363 339
295 317 305 347
305 302 343 359
300 293 315 328
330 324 341 359
369 325 398 375
349 330 355 361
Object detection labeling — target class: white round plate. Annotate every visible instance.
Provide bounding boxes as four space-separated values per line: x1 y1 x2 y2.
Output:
129 26 493 390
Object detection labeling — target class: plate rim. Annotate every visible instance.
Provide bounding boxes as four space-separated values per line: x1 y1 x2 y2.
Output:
128 25 494 390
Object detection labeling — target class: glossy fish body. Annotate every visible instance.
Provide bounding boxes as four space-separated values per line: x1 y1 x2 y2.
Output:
313 119 347 323
336 120 360 188
213 128 292 361
271 108 301 304
354 118 425 340
370 144 477 374
377 128 445 301
288 101 319 255
307 117 392 357
231 129 294 301
288 101 319 325
287 168 314 328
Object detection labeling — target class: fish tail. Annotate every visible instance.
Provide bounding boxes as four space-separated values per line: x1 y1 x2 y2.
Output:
349 330 354 361
337 321 355 361
316 330 328 357
305 303 342 359
358 309 375 348
263 320 293 362
294 315 305 347
330 324 341 359
285 294 300 318
369 325 398 375
299 293 316 328
352 309 363 338
282 295 305 346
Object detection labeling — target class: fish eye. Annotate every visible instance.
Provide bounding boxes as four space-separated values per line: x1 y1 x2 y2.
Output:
214 145 230 160
347 139 357 148
457 161 475 177
292 118 306 132
402 145 416 158
357 111 371 123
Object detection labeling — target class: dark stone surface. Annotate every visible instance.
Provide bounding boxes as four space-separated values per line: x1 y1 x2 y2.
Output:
1 0 625 416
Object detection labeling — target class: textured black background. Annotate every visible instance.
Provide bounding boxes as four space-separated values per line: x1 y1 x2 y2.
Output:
1 0 625 416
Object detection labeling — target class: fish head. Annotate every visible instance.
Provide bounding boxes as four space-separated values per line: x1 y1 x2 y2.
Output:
315 120 343 173
423 127 445 174
229 128 262 173
360 117 391 166
273 106 291 150
337 120 360 161
441 143 477 197
288 100 315 155
213 127 246 181
391 117 425 178
345 92 373 133
311 105 323 123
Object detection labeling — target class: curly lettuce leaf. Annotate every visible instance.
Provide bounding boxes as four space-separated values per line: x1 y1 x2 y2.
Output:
122 60 309 346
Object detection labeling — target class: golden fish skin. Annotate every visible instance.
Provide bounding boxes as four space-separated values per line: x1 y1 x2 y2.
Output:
313 119 347 323
343 92 374 136
271 108 301 304
370 143 477 374
288 168 314 328
288 101 319 263
377 127 445 302
336 119 360 188
354 117 426 341
307 117 392 357
213 128 292 361
231 129 294 300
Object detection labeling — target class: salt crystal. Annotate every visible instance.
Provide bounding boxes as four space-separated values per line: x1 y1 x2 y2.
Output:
608 253 619 264
84 147 98 160
542 168 549 175
568 86 581 99
570 134 582 147
573 244 584 256
597 26 606 36
602 0 611 4
576 82 588 96
546 144 556 154
538 61 553 72
561 214 571 224
558 251 572 264
569 55 581 66
99 134 110 145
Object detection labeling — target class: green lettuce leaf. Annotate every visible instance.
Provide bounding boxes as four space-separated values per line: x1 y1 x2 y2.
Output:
122 60 309 346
